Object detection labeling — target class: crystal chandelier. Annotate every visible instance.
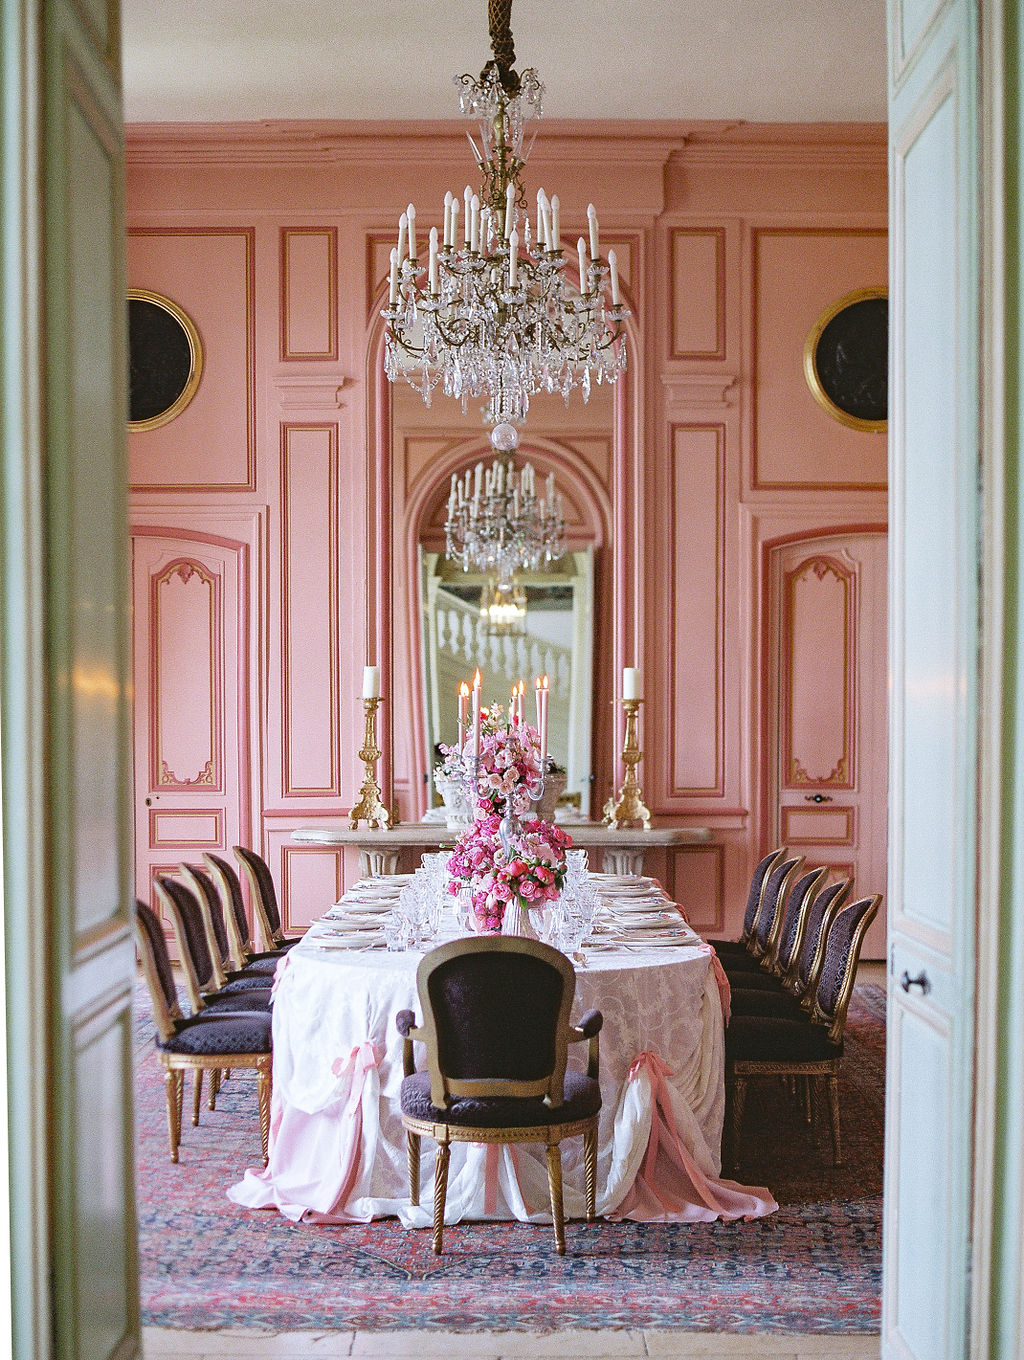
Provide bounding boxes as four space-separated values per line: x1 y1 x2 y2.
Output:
446 421 564 579
480 577 527 637
382 0 630 427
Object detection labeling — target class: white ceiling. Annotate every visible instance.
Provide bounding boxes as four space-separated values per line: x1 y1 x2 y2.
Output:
122 1 888 125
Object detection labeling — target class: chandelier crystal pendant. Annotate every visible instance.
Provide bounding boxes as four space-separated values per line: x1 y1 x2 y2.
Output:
480 578 528 637
381 0 630 427
446 420 564 580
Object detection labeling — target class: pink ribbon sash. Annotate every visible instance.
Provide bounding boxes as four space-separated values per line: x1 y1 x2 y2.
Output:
610 1050 777 1223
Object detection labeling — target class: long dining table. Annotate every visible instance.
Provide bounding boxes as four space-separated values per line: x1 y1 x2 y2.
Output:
229 875 777 1228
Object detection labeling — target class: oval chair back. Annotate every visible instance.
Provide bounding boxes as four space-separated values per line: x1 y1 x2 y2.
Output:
133 899 183 1042
739 846 787 945
155 876 218 1012
810 893 883 1042
234 845 285 948
416 936 577 1110
203 852 253 968
772 865 829 979
178 863 232 990
750 855 805 961
787 877 851 999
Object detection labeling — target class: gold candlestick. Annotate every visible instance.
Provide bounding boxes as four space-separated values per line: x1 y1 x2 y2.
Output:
348 696 391 830
603 698 652 829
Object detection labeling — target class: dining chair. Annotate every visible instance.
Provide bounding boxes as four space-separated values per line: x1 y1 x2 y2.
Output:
234 845 298 953
178 863 281 994
203 852 290 976
708 846 788 961
155 877 273 1014
728 865 830 993
396 936 603 1256
133 900 273 1165
720 855 806 975
725 891 882 1167
728 876 852 1011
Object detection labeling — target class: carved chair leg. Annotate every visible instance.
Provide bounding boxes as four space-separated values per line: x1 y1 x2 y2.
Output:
257 1059 272 1167
407 1131 421 1206
803 1074 813 1124
191 1069 203 1127
730 1074 747 1167
583 1128 598 1223
546 1141 566 1256
165 1069 183 1163
432 1141 451 1255
827 1073 842 1166
208 1067 221 1111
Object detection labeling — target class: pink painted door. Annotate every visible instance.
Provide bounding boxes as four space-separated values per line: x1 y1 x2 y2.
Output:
767 530 888 958
131 531 251 924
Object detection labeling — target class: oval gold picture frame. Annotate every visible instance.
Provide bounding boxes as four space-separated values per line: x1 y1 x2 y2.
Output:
803 286 888 434
128 289 204 431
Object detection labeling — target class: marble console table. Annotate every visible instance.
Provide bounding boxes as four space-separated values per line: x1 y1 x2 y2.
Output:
291 822 712 878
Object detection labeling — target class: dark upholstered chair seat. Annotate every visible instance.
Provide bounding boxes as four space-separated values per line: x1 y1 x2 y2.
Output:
400 1067 601 1129
237 950 291 976
221 971 279 991
729 971 787 993
159 1011 272 1057
707 939 749 957
726 1014 843 1063
201 987 273 1012
729 988 803 1018
720 953 765 975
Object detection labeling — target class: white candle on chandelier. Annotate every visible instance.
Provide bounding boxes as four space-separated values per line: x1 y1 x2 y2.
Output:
362 665 381 699
512 487 520 518
450 195 460 250
388 248 400 305
470 194 481 254
474 461 483 498
550 195 560 252
536 188 546 249
496 461 504 494
577 237 589 295
508 228 518 288
397 212 408 266
406 203 417 262
622 667 643 701
463 185 473 246
428 228 439 294
608 249 621 306
505 181 515 238
547 471 555 502
588 203 599 261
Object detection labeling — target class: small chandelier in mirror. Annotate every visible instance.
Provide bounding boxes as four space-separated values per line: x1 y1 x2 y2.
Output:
480 578 528 637
446 421 564 579
382 0 629 427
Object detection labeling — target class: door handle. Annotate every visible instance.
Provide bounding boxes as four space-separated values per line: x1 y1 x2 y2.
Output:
899 970 931 995
804 794 833 803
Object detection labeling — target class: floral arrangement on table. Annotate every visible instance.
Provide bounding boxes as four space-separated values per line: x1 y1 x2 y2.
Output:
442 709 572 933
447 811 572 933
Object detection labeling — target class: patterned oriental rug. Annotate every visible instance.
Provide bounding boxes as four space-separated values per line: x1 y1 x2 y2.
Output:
135 984 884 1335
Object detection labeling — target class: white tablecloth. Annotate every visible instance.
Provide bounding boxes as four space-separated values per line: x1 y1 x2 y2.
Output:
229 911 776 1226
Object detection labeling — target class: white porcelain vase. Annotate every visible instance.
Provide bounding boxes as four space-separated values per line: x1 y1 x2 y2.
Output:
432 770 472 830
531 771 567 823
501 898 538 939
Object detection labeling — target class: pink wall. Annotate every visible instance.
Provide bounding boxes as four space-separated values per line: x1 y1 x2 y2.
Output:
126 119 888 945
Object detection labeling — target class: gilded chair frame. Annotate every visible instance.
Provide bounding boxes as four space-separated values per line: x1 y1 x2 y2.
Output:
234 844 287 950
133 903 272 1165
727 892 882 1167
767 864 829 980
784 878 852 1000
399 936 602 1255
203 851 253 972
739 845 788 946
749 855 806 962
178 862 233 991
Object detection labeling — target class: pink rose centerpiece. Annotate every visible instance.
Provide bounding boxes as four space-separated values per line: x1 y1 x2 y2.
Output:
443 711 572 933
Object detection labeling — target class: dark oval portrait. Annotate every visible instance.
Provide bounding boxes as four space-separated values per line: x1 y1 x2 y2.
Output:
128 290 203 430
804 288 888 433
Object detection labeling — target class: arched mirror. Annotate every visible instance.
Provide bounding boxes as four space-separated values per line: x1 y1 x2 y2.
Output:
390 377 615 821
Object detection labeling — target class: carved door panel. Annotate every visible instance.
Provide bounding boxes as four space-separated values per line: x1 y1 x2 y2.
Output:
131 533 249 929
768 531 888 957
